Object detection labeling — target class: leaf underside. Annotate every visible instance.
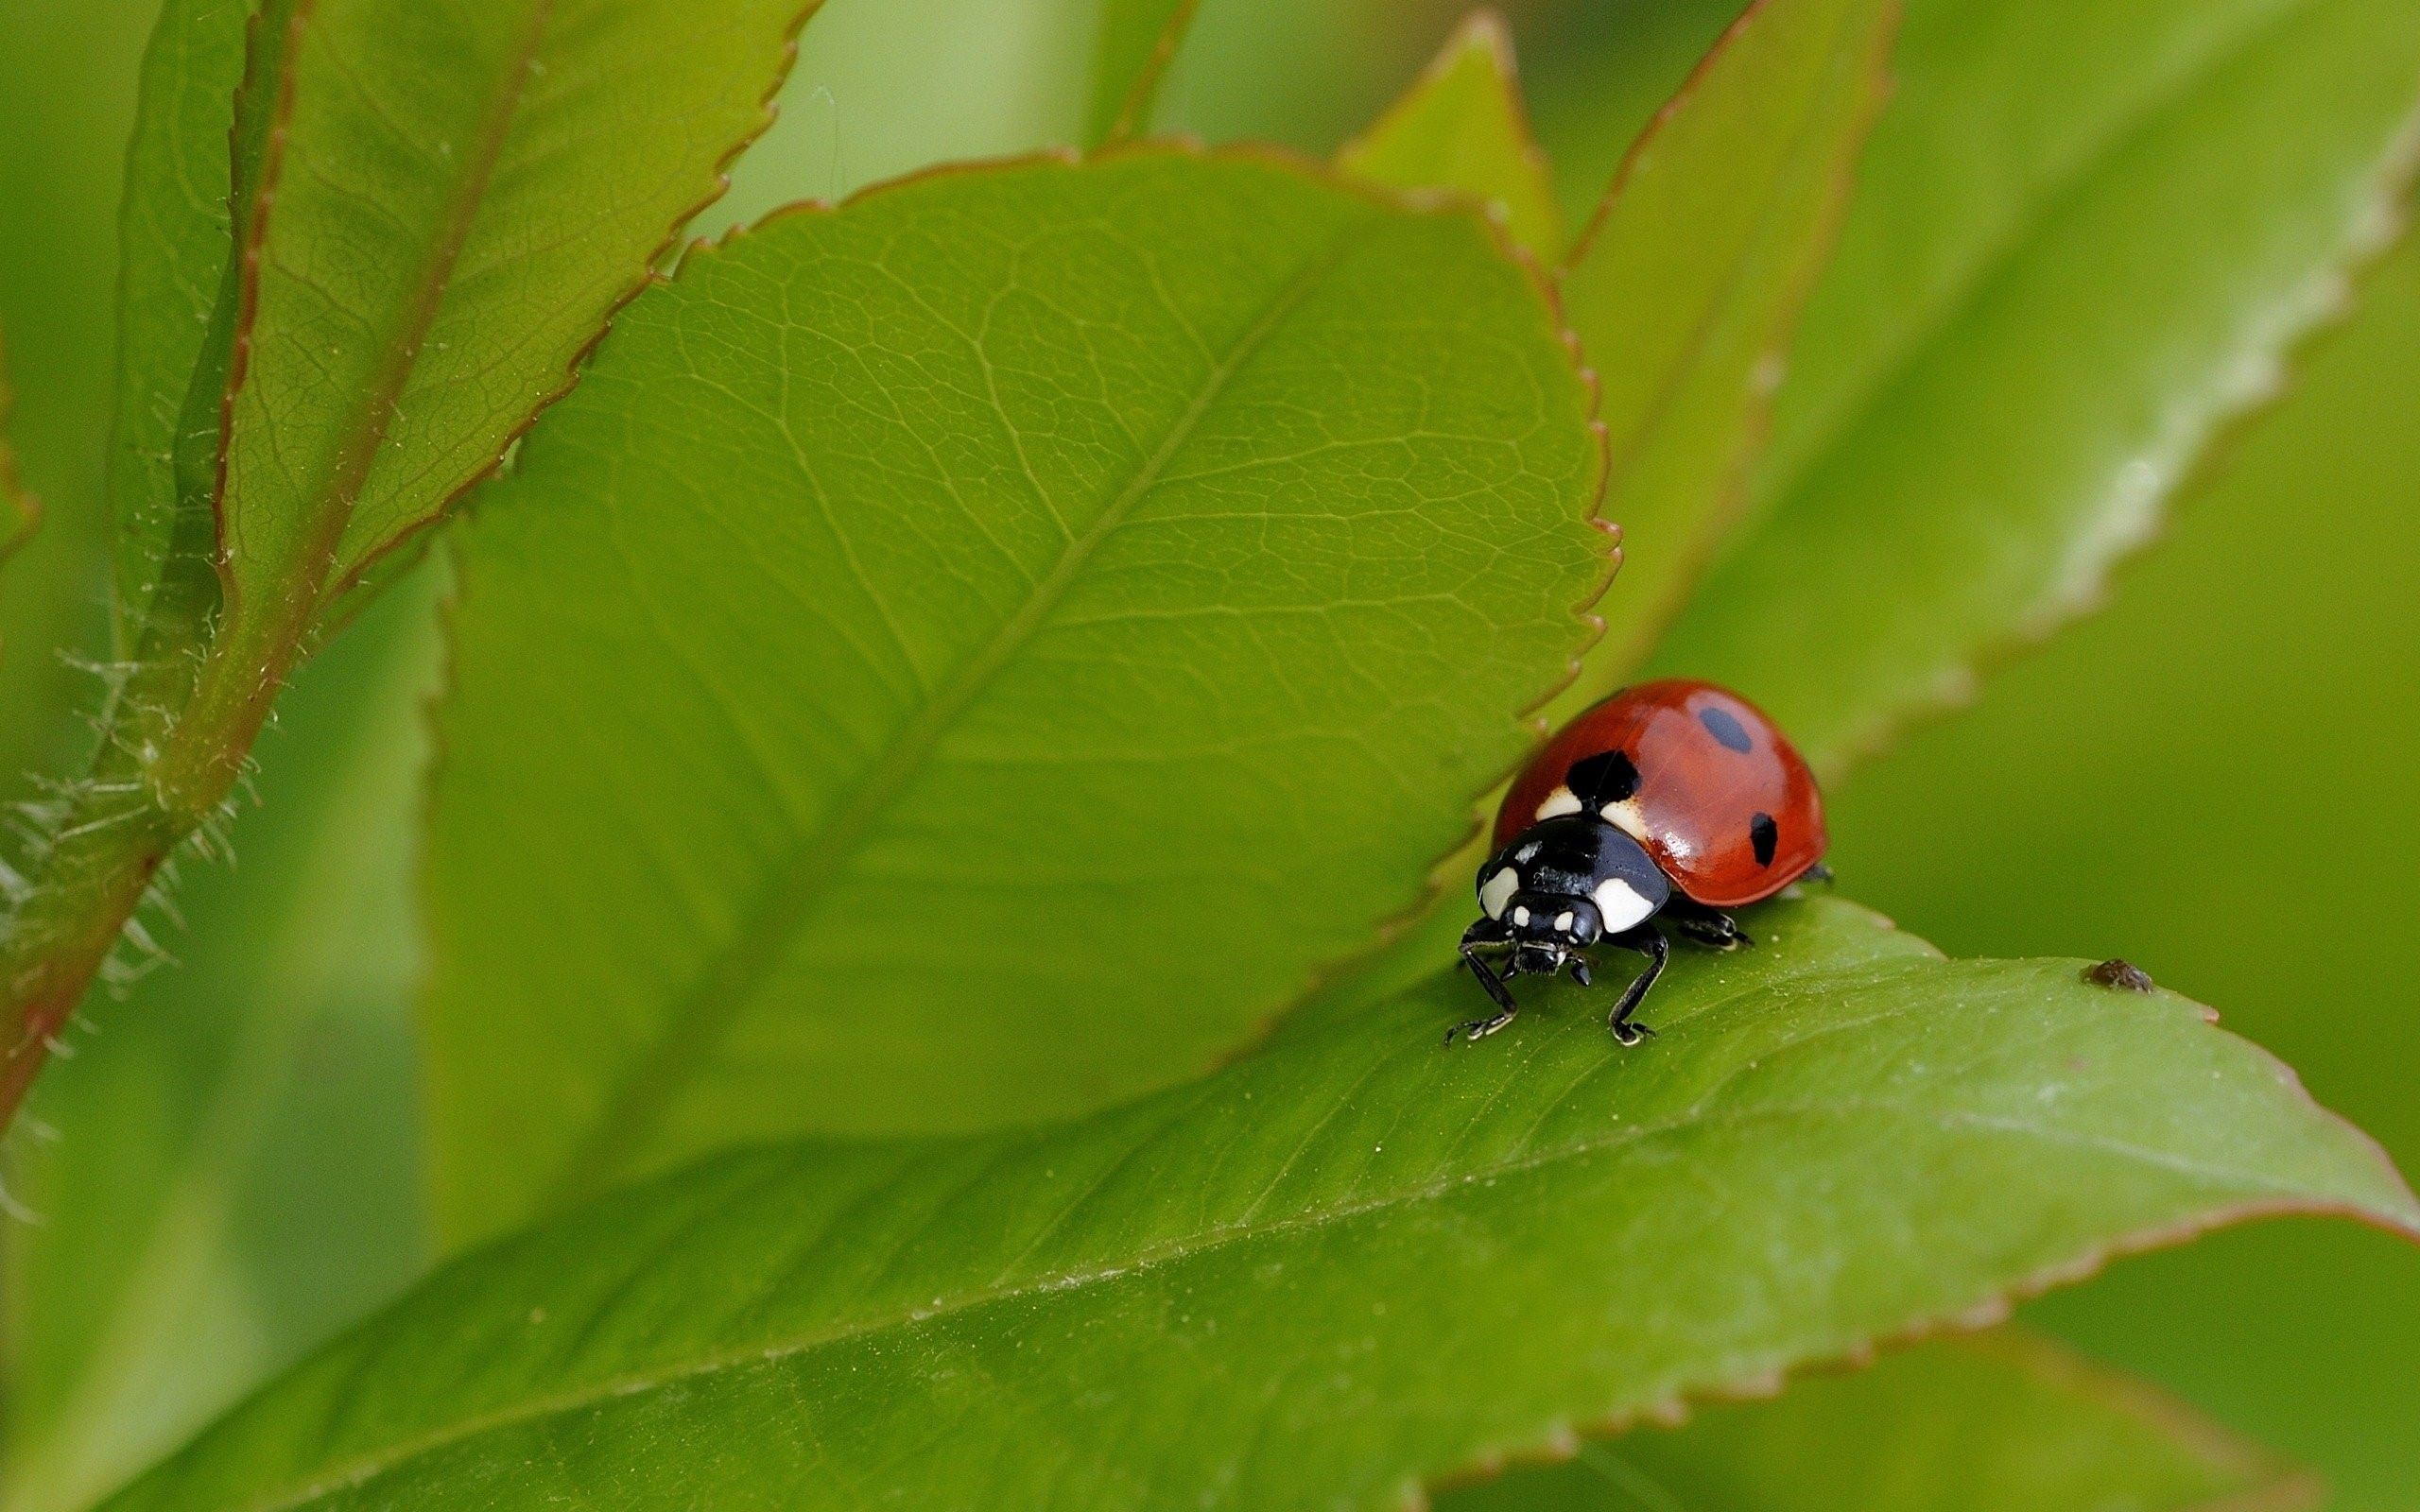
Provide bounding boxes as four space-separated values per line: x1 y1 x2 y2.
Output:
107 897 2413 1511
425 148 1611 1243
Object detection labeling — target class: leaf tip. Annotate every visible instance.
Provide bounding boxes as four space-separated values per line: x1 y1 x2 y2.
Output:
1443 8 1517 60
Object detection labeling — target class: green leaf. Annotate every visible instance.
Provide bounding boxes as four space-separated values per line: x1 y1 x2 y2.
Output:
107 898 2413 1510
2 574 440 1512
1438 1331 2315 1512
102 0 251 637
1555 0 1896 700
425 149 1610 1242
1306 0 1896 1015
1085 0 1198 146
202 0 814 648
1338 11 1565 262
1521 3 1753 232
0 0 822 1144
718 0 1093 225
1648 0 2420 774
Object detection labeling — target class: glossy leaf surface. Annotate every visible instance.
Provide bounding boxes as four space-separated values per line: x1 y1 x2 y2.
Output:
426 149 1610 1240
1650 0 2420 772
1441 1332 2314 1512
1339 12 1564 262
111 898 2414 1510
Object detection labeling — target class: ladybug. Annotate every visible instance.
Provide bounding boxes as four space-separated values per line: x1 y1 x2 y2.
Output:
1452 679 1828 1045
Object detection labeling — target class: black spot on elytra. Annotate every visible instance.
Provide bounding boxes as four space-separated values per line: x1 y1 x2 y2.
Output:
1699 704 1754 752
1749 812 1778 867
1565 748 1640 806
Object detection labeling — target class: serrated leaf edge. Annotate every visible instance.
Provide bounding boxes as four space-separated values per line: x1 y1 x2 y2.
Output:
207 0 828 628
1412 1328 2324 1512
1773 21 2420 778
1564 0 1901 683
141 924 2415 1512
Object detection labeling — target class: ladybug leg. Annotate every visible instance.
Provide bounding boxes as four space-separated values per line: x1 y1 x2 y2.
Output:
1668 903 1752 952
1450 945 1521 1044
1603 925 1668 1045
1450 919 1522 1044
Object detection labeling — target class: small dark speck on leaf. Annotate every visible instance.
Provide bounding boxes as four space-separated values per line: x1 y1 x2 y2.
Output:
2083 958 2156 992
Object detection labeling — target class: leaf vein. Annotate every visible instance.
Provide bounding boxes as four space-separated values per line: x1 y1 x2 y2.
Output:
543 206 1387 1203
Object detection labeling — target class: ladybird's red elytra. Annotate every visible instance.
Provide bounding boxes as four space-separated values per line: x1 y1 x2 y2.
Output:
1495 679 1826 907
1450 679 1829 1047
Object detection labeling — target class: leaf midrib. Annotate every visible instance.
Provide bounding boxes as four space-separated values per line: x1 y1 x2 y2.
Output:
1756 0 2323 520
231 984 2335 1512
231 0 557 618
544 210 1383 1205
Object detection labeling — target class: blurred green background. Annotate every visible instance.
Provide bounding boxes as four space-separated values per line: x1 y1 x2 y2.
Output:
2 0 2414 1505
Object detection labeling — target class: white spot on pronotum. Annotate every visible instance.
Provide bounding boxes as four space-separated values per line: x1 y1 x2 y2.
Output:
1599 798 1649 843
1479 867 1519 919
1512 905 1531 927
1592 877 1655 932
1535 785 1582 820
1554 912 1574 933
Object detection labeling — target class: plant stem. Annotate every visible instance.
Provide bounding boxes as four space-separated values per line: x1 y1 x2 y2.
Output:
0 586 302 1132
0 811 178 1122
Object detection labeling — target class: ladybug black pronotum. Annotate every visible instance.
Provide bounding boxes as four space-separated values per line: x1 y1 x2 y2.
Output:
1452 679 1828 1046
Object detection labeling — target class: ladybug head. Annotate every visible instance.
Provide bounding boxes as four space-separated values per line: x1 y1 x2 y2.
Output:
1474 815 1671 968
1493 889 1606 954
